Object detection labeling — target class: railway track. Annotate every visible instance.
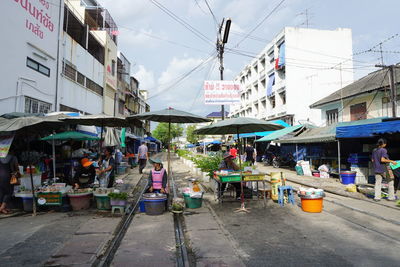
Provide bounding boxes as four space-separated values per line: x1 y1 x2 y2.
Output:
93 160 191 266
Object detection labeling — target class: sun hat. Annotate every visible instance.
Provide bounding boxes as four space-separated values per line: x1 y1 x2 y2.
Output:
149 158 163 164
81 158 94 168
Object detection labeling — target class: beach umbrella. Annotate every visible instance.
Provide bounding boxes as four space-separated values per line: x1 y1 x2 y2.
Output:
0 115 66 216
61 114 142 151
126 107 210 194
195 117 284 212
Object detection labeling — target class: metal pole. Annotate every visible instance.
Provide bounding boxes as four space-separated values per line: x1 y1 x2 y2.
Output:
52 138 56 179
389 66 397 117
167 121 171 185
295 144 298 162
337 140 341 175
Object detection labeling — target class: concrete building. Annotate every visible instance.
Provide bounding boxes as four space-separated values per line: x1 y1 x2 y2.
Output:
229 27 354 126
310 67 400 125
58 0 117 115
0 0 63 114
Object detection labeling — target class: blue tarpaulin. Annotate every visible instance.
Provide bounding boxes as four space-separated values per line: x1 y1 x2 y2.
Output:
278 42 285 67
336 120 400 138
267 73 275 96
236 120 290 139
145 136 159 142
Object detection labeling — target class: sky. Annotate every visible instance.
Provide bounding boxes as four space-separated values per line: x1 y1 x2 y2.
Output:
97 0 400 119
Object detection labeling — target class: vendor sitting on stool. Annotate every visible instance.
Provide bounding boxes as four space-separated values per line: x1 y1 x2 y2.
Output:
219 152 242 200
148 158 167 194
74 158 96 189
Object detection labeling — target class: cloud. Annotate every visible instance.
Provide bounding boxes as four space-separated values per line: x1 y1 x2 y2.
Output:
147 55 217 115
133 65 155 90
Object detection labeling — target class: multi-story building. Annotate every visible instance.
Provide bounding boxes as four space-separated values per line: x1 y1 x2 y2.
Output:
229 27 354 126
58 0 118 115
117 51 131 116
310 67 400 125
0 0 63 114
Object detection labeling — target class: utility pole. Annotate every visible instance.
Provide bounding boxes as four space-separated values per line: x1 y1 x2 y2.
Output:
376 64 400 117
217 18 231 120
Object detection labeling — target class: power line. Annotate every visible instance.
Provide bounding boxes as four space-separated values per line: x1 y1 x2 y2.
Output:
148 0 214 46
203 0 219 29
147 52 217 100
119 26 209 54
234 0 286 47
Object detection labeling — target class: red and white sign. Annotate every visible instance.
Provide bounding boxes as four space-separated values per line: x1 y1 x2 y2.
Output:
204 80 241 105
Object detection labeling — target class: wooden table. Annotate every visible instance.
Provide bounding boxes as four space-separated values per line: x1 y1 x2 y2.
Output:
212 173 268 207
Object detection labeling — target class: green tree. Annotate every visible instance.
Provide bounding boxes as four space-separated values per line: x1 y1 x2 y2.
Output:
186 125 199 144
152 123 183 145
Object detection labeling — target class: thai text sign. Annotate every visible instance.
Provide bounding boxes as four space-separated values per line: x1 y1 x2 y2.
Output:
204 81 241 105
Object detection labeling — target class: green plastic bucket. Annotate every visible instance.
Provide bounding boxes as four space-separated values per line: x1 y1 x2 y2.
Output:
183 193 203 209
95 195 111 210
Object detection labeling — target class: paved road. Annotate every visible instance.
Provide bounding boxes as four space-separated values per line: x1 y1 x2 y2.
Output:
177 154 400 266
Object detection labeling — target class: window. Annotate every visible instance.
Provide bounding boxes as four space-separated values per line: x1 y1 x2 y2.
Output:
26 58 50 77
63 62 76 80
350 102 367 121
269 95 276 109
111 60 116 76
118 100 124 115
77 72 85 86
279 91 286 105
24 97 51 114
86 78 103 96
326 108 339 125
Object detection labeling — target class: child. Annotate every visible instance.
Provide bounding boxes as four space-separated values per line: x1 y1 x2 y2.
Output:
148 158 167 194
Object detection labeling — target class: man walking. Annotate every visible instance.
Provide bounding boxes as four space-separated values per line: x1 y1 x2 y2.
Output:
138 141 149 174
372 138 396 201
245 143 256 165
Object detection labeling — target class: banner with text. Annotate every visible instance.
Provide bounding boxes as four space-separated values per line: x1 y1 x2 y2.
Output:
204 80 241 105
0 134 14 158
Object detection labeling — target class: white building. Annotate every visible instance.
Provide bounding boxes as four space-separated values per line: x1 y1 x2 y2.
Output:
0 0 63 114
58 0 117 115
229 27 354 126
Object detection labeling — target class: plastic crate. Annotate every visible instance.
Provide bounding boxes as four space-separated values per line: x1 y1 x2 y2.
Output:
218 175 241 182
37 192 63 206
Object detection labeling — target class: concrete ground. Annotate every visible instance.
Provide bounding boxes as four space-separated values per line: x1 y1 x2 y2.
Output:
0 168 142 267
177 153 400 266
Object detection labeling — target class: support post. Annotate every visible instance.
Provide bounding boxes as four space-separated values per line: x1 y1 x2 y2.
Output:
337 140 341 175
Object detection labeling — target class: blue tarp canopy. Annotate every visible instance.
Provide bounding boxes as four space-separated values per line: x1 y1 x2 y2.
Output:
336 119 400 138
236 120 289 139
145 136 159 142
256 124 305 142
186 144 196 148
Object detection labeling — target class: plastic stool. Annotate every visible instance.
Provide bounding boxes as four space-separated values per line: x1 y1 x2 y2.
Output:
278 186 295 207
112 205 125 215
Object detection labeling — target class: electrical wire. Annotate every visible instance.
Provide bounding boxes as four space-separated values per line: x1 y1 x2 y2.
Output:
148 0 214 46
203 0 219 28
234 0 286 47
147 52 217 100
118 26 209 54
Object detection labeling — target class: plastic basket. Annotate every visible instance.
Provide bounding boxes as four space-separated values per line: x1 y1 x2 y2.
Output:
95 195 111 210
37 192 63 206
183 194 203 209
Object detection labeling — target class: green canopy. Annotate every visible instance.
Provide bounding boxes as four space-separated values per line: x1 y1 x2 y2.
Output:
256 124 308 142
40 131 100 141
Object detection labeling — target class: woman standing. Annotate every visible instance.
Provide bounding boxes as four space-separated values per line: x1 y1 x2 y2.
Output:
0 152 19 214
372 138 396 201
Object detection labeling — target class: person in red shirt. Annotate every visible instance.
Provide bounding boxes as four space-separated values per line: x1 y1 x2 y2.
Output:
229 145 238 159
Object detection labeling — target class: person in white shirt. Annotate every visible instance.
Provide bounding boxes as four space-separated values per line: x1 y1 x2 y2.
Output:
138 141 149 174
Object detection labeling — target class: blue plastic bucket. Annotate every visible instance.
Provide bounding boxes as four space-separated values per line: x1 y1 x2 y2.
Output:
139 199 146 212
340 171 356 184
143 199 166 215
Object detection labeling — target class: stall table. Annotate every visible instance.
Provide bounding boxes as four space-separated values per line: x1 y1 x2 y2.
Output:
213 172 268 207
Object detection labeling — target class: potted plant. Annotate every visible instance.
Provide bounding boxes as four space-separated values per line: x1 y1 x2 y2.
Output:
171 198 184 214
108 192 128 206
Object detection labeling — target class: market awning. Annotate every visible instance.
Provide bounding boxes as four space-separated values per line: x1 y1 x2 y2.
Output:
236 119 289 139
278 118 386 144
336 119 400 138
255 124 306 142
145 136 159 142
